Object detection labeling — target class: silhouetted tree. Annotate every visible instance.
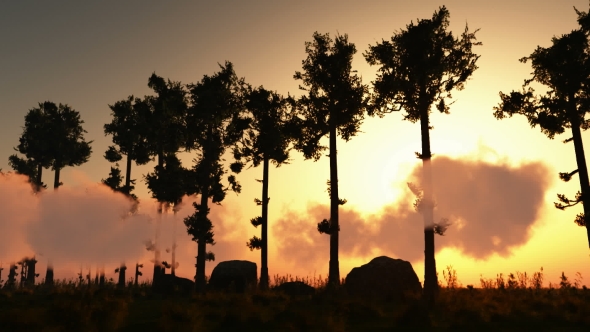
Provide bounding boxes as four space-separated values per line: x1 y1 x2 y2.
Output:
103 95 152 197
494 6 590 246
146 74 188 166
10 102 56 191
115 264 127 288
7 155 42 189
145 73 188 285
101 164 138 277
99 268 105 287
135 263 143 286
183 61 249 293
77 268 84 286
42 102 92 284
43 102 93 189
85 266 92 286
12 102 92 284
6 263 17 289
101 166 126 194
364 6 481 307
17 259 27 287
293 32 369 286
25 257 37 287
145 153 189 283
146 154 189 207
234 86 295 290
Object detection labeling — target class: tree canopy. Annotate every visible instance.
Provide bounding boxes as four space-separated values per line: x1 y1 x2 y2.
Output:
364 6 481 122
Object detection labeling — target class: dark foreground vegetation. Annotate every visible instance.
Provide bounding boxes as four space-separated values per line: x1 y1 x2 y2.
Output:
1 269 589 332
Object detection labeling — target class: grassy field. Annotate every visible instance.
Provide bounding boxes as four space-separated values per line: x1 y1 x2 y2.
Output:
0 268 589 331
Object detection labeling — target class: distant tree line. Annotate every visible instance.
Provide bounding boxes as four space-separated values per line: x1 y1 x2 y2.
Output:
6 5 590 308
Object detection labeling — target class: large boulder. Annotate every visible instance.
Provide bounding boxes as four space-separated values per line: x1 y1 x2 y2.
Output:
208 260 257 293
273 281 315 297
155 274 195 294
344 256 422 302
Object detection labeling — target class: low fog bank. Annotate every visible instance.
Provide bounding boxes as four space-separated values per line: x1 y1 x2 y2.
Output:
0 171 258 282
0 156 554 284
274 156 553 273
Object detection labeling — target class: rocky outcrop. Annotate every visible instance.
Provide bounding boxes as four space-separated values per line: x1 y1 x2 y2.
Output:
208 260 257 293
344 256 422 302
273 281 315 297
155 274 195 294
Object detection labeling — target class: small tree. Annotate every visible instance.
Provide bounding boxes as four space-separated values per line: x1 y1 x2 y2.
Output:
364 6 481 307
101 166 128 194
104 95 152 196
293 32 370 286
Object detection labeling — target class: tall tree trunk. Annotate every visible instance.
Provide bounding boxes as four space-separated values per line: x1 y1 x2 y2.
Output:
420 109 437 308
152 151 165 288
26 258 36 286
134 263 139 286
99 267 105 287
570 114 590 247
196 128 213 294
19 260 27 287
260 156 270 290
45 260 54 285
47 165 61 284
328 123 340 286
172 211 176 277
8 263 17 288
125 152 132 195
53 167 61 189
36 163 43 192
195 185 209 294
118 264 126 288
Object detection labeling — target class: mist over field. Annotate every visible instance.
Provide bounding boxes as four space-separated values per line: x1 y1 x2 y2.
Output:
0 156 553 283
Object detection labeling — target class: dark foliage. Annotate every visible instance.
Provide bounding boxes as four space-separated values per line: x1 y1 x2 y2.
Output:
293 31 370 286
493 5 590 234
365 6 481 307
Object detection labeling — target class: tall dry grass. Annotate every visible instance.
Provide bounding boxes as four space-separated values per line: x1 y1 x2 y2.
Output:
0 268 589 331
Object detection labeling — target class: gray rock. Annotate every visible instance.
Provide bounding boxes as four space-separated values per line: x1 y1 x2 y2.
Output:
344 256 422 302
209 260 257 293
273 281 315 297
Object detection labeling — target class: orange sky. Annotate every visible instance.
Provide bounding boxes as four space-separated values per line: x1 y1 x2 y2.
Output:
1 0 590 288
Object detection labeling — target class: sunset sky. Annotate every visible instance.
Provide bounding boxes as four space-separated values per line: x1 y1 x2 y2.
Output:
2 0 590 288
